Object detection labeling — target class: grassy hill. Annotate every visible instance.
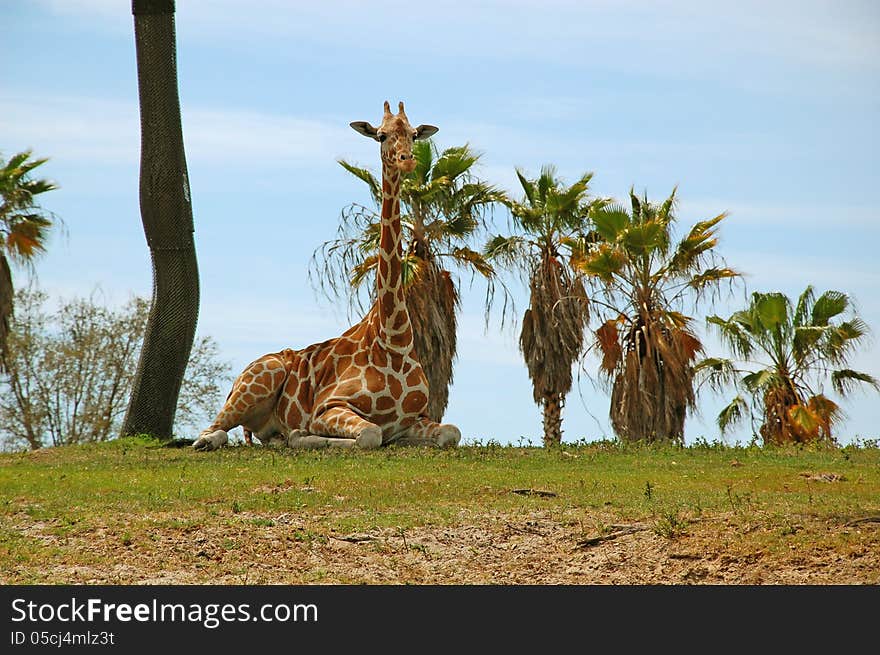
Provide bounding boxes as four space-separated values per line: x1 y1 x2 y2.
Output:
1 437 878 584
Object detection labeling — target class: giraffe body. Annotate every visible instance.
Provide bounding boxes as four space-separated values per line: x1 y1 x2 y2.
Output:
194 102 460 451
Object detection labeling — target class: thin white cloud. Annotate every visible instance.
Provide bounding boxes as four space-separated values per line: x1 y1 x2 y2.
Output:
0 95 138 163
183 107 354 164
0 94 355 167
35 0 880 77
679 198 880 229
725 250 880 299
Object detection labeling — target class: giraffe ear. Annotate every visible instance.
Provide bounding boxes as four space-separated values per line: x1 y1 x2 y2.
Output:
350 121 380 140
413 124 439 141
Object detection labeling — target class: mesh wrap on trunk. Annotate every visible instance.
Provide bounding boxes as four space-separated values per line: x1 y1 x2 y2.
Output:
121 7 199 439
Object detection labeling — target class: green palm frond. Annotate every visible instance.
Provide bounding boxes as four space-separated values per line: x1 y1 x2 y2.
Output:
752 292 790 333
431 145 478 182
811 290 849 327
508 201 545 234
445 183 507 224
793 324 826 364
549 176 591 213
356 221 382 253
338 160 382 206
717 395 748 434
655 187 677 226
669 212 727 272
793 285 815 327
694 356 739 392
450 246 494 278
590 205 630 242
687 267 739 293
441 211 479 240
620 221 665 257
515 169 537 207
741 368 781 393
350 254 379 289
3 151 35 174
400 251 422 288
536 165 557 205
629 188 642 221
820 318 869 366
706 315 753 359
577 243 626 284
831 369 880 395
405 176 450 203
412 140 434 185
484 234 531 268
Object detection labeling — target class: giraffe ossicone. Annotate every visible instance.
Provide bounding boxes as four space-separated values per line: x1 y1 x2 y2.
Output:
193 101 460 452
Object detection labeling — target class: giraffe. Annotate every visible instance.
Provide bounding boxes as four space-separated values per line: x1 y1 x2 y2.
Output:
192 101 461 451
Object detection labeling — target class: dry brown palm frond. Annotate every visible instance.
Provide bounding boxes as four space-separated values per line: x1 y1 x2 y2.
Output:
517 254 590 446
405 258 459 421
760 385 802 445
595 318 622 379
610 313 702 443
760 387 839 445
519 255 589 405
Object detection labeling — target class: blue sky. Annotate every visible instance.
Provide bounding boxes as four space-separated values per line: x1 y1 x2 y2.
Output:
2 0 879 445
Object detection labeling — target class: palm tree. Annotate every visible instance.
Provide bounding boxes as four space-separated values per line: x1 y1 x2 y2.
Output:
122 0 200 440
485 165 603 446
697 286 878 445
311 141 507 422
574 188 739 443
0 150 57 370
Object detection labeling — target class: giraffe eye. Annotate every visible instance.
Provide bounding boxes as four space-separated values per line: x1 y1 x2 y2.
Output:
378 133 387 143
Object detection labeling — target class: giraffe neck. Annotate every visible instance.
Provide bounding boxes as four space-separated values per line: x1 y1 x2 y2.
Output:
373 164 412 351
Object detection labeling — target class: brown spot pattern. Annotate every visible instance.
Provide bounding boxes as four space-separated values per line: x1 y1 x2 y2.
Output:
402 390 427 414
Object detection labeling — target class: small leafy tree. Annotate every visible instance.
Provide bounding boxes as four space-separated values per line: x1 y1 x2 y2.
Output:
0 288 231 450
697 286 878 445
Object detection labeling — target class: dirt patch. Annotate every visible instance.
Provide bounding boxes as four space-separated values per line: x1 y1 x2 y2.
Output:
2 508 878 585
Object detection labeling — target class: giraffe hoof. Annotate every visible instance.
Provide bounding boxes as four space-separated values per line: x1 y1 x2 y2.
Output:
355 426 383 450
286 429 310 448
436 425 461 448
192 430 229 451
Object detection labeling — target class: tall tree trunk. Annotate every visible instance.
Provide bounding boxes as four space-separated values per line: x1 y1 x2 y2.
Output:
121 0 199 440
542 392 563 446
0 254 12 372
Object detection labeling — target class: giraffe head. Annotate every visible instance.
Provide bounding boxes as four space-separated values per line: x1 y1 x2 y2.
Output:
350 101 438 173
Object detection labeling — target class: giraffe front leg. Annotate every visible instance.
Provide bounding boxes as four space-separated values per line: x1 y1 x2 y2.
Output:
193 354 287 451
309 406 383 450
395 416 461 448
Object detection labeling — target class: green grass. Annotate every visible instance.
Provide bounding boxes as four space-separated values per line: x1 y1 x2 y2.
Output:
1 436 878 583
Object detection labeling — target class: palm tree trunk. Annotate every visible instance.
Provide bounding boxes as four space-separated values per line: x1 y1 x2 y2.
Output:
542 392 563 446
0 254 12 372
121 0 199 440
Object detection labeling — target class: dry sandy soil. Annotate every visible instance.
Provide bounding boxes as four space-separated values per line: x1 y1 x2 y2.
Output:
5 507 878 585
